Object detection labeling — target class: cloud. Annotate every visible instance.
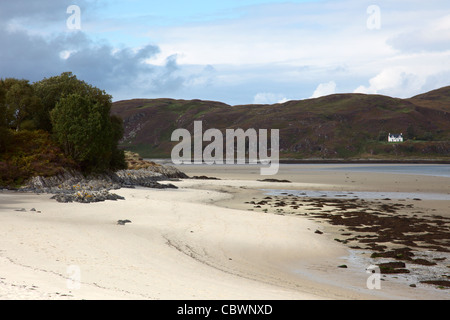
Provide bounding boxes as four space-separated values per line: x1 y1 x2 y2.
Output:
0 23 187 99
184 64 217 87
0 1 190 100
63 34 161 90
310 81 337 98
146 0 450 103
253 93 288 104
353 54 450 98
387 14 450 53
1 0 450 104
146 54 186 93
421 70 450 94
0 0 77 21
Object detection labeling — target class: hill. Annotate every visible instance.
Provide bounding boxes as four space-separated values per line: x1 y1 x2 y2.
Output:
111 88 450 160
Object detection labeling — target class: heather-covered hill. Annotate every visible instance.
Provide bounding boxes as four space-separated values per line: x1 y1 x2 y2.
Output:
111 88 450 160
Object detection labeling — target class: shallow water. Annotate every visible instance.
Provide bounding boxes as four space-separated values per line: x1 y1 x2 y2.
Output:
262 189 450 201
316 164 450 178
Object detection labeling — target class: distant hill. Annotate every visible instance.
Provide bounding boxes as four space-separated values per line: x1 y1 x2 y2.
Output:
411 86 450 103
111 87 450 160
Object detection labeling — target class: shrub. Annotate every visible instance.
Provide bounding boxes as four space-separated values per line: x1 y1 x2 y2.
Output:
0 130 77 187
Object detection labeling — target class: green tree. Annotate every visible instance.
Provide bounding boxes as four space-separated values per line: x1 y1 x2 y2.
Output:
0 127 12 153
406 125 416 140
0 84 11 153
378 130 388 141
36 72 126 172
0 78 41 131
0 83 9 153
0 83 6 127
0 73 125 172
51 94 107 171
421 131 434 141
109 115 127 169
33 72 93 132
51 93 126 172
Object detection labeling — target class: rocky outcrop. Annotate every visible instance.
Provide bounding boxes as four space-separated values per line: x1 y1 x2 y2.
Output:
124 151 189 179
50 190 125 203
143 165 189 179
19 164 184 203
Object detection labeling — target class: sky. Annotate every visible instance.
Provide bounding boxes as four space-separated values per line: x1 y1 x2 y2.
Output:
1 0 450 105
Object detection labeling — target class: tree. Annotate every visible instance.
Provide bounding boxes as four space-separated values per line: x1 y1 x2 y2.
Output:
0 79 40 152
421 131 434 141
378 131 388 141
109 115 127 169
0 85 11 153
0 83 6 127
0 78 41 131
51 93 126 172
406 125 416 140
33 72 93 132
0 72 125 172
51 94 106 171
36 72 126 172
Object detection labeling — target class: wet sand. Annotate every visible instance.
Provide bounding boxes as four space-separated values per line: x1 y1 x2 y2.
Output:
174 163 450 297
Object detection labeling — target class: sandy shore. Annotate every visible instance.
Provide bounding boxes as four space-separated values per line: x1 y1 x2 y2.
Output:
0 163 448 300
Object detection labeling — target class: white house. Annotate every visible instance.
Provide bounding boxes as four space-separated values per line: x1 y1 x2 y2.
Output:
388 133 403 143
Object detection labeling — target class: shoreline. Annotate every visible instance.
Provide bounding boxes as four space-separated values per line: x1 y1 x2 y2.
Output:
279 159 450 164
173 164 450 296
148 158 450 165
173 178 450 294
1 164 449 300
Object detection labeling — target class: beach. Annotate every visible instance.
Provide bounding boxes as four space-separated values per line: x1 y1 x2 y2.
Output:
0 163 449 300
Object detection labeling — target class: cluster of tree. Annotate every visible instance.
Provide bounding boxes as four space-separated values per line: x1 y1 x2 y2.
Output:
0 72 126 173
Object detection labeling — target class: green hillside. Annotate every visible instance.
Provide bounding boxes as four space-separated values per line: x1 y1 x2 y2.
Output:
111 88 450 160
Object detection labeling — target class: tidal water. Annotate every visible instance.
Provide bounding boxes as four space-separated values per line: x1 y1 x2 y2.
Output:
318 164 450 178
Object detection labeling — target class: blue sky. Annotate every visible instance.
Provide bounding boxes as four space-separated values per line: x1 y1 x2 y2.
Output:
1 0 450 105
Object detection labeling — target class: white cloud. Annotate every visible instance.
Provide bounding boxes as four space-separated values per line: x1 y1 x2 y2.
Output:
353 49 450 98
353 68 426 98
387 13 450 53
59 50 73 60
2 0 450 104
146 0 450 102
310 81 337 98
253 92 288 104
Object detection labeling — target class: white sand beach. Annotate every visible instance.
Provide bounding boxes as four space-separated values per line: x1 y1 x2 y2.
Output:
0 164 449 300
